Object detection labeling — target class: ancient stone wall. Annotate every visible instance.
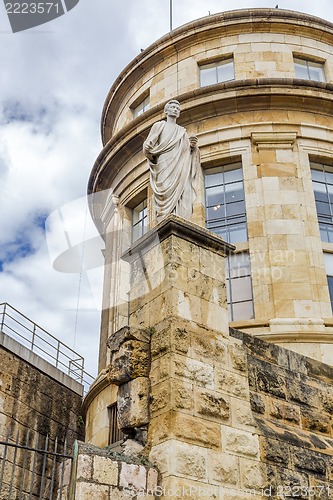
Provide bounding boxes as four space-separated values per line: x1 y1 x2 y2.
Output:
0 340 84 497
60 442 158 500
233 328 333 499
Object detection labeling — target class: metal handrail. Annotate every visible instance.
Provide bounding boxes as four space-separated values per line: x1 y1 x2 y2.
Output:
0 302 94 391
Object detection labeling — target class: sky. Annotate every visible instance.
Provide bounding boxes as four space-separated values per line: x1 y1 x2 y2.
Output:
1 0 333 380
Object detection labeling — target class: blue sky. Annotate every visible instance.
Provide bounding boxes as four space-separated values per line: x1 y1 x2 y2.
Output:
1 0 333 378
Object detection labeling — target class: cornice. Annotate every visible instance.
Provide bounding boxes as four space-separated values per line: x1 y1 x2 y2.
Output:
101 9 333 144
89 79 333 217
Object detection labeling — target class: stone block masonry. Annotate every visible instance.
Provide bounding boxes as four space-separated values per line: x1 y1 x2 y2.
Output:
0 334 84 498
61 441 158 499
231 328 333 499
81 216 333 498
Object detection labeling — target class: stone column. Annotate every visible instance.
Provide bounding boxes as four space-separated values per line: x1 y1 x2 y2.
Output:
123 215 259 495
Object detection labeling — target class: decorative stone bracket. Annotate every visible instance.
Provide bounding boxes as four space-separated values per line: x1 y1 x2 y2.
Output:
107 326 154 454
251 131 297 150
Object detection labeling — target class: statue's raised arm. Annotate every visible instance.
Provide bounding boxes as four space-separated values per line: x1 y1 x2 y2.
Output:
143 100 200 222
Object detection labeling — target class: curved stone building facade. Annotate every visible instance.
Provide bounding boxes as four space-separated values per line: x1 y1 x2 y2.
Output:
85 8 333 455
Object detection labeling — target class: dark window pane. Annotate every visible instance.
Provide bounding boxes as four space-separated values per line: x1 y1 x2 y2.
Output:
327 276 333 311
226 201 246 216
316 201 331 216
314 190 329 203
224 168 243 183
311 167 324 181
225 184 244 203
207 205 226 222
325 171 333 185
206 185 224 206
205 172 223 187
229 225 247 244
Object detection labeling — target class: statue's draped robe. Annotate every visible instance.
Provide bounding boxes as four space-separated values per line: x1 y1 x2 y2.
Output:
143 121 200 221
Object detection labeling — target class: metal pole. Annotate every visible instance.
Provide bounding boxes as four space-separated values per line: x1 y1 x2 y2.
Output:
170 0 173 32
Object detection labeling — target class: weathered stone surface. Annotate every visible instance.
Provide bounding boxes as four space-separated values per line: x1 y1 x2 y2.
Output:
109 340 150 385
300 407 330 434
75 482 109 499
121 438 144 456
232 399 257 429
172 381 193 411
208 451 239 486
215 369 248 398
76 454 93 480
93 456 118 485
119 463 147 490
172 412 221 449
261 438 290 465
255 363 287 399
292 448 327 475
250 392 265 414
229 343 247 372
172 442 207 480
191 331 227 363
151 380 171 414
173 355 214 387
195 388 230 421
269 400 300 424
240 458 266 490
150 326 171 359
107 325 152 350
117 377 150 429
223 427 260 457
286 379 319 407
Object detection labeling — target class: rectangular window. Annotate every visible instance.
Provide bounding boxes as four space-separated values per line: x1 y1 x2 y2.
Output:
205 162 247 244
311 161 333 243
324 253 333 313
133 96 150 117
226 252 254 321
108 404 124 446
294 57 326 82
132 199 148 242
200 58 234 87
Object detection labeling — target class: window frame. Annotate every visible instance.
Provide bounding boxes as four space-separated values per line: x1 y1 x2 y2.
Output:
199 57 235 87
293 56 326 83
108 403 124 446
132 95 150 117
132 198 148 242
226 252 254 322
204 161 248 244
311 161 333 243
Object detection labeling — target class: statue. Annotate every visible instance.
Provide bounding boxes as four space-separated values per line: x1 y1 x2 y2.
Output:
143 100 200 222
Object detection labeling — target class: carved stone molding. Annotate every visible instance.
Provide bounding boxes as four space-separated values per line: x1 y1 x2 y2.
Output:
251 131 297 150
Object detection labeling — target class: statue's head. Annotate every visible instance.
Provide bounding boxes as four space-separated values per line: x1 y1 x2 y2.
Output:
164 100 180 118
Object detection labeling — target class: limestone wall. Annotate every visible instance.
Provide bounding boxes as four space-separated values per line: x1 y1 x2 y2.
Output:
102 9 333 140
0 339 84 497
233 328 333 499
61 442 158 500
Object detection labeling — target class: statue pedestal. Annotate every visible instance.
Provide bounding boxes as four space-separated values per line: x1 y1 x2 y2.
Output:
123 215 242 492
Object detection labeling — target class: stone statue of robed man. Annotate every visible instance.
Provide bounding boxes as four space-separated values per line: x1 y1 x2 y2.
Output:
143 100 200 222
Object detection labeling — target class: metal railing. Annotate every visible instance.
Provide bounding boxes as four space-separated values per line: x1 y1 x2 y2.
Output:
0 303 94 392
0 430 72 499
